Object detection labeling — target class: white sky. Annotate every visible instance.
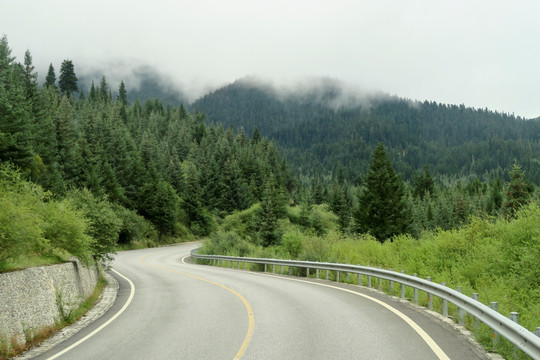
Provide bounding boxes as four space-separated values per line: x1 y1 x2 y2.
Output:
2 0 539 118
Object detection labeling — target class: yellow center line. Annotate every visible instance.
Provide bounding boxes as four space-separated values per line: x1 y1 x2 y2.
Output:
139 254 254 360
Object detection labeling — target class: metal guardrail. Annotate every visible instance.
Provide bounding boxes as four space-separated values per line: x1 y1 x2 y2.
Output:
191 249 540 360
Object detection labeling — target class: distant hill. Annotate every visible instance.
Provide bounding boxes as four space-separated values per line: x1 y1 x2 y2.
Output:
192 77 540 184
78 65 190 107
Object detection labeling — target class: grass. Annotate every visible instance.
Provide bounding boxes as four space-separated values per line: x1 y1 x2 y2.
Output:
0 252 69 273
202 203 540 360
0 275 108 360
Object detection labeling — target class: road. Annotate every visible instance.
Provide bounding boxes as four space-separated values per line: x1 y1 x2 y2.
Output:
33 242 487 360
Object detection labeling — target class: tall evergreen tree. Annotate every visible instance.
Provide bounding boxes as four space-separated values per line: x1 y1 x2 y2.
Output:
503 163 533 217
0 36 35 170
353 142 409 241
22 50 38 98
413 164 435 199
58 59 78 97
99 75 110 102
118 80 128 106
45 63 57 88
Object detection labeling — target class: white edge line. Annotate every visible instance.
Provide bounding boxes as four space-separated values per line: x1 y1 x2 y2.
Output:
191 260 451 360
255 272 451 360
46 269 135 360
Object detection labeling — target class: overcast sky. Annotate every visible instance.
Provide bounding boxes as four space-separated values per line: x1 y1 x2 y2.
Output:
2 0 539 118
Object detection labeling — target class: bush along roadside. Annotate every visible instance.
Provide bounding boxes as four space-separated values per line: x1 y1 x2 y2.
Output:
200 202 540 360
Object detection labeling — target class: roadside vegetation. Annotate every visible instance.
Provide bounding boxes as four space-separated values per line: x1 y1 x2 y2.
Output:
2 34 540 359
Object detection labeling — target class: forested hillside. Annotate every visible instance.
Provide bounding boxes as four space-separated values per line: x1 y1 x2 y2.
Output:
192 78 540 184
0 36 293 268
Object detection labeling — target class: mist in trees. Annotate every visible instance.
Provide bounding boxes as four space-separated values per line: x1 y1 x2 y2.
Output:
0 36 294 259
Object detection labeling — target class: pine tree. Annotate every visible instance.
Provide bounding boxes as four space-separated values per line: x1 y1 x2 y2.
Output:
486 177 503 215
257 179 283 246
118 80 128 106
45 63 57 88
99 75 110 102
353 142 409 241
22 50 38 98
252 126 261 144
58 59 78 97
330 183 352 233
413 164 435 199
0 36 35 170
503 163 533 217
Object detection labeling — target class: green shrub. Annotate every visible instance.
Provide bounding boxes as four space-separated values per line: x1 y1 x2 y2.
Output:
42 199 93 264
67 189 121 263
112 204 157 245
282 231 304 259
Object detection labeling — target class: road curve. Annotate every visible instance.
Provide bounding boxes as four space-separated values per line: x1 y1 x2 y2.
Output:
33 242 487 360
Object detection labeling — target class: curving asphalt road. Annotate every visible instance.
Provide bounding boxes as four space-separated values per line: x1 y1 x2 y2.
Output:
32 242 488 360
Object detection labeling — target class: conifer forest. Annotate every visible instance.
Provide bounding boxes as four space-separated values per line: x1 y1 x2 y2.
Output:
2 33 540 359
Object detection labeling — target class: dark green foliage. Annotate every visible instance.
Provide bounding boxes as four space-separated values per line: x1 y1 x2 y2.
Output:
257 180 283 246
58 60 78 97
45 63 57 88
193 78 540 185
118 80 128 106
503 163 533 217
0 39 35 172
354 143 409 241
329 183 352 233
1 36 294 254
138 180 180 236
67 189 121 263
486 177 503 215
413 165 435 199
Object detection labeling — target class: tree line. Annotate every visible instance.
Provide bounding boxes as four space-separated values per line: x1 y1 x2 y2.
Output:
0 35 292 267
192 78 540 185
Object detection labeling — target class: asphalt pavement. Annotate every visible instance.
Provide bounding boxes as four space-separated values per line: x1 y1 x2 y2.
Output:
30 242 489 360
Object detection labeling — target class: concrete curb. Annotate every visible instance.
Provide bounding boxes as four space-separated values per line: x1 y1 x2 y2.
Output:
15 271 119 359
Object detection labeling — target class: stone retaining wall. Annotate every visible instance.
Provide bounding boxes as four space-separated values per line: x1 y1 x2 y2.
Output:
0 260 98 345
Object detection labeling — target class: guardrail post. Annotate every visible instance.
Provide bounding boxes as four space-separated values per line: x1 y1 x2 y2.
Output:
272 264 275 273
337 271 340 282
244 262 246 270
264 264 267 273
441 282 448 317
378 268 382 290
472 293 479 329
389 269 394 293
326 270 329 280
490 302 499 348
457 287 465 325
400 271 405 299
413 273 418 304
510 312 519 358
280 265 283 274
426 276 433 310
306 268 309 277
368 274 372 288
535 327 540 337
316 268 319 279
289 266 292 276
346 272 350 283
358 273 362 286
